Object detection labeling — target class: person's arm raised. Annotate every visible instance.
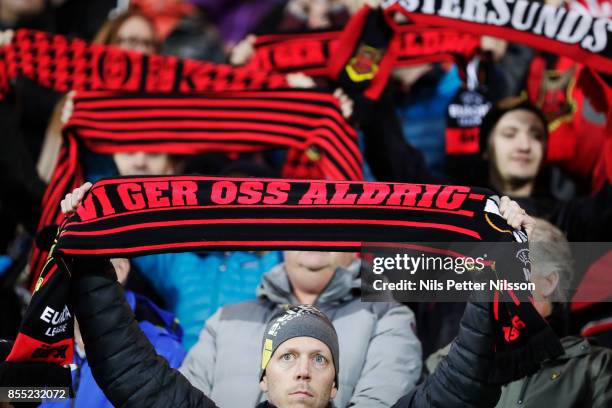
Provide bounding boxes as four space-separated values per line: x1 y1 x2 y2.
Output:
392 302 501 407
63 185 218 407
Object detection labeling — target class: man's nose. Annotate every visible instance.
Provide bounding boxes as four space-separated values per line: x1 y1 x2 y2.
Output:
294 357 311 381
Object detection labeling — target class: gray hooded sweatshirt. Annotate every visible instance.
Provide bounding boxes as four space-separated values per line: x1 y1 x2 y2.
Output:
180 260 422 407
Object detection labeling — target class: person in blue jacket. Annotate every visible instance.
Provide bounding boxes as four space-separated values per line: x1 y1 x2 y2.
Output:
40 258 186 408
132 250 282 349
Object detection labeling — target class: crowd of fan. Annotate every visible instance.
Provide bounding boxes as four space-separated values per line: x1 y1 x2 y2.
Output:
0 0 610 407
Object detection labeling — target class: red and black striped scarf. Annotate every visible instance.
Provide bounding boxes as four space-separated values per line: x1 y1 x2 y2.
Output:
0 29 288 98
4 177 562 385
386 0 612 124
248 24 479 75
247 3 610 99
2 4 609 103
30 90 362 283
383 0 612 73
247 6 481 100
0 10 479 101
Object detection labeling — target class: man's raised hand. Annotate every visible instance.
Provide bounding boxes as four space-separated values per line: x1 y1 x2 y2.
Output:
60 182 92 215
499 196 535 238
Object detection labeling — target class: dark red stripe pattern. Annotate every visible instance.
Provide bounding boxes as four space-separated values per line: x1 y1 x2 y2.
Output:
0 29 288 99
66 91 361 179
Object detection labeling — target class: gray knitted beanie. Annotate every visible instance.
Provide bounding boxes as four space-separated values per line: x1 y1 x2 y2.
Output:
260 305 339 387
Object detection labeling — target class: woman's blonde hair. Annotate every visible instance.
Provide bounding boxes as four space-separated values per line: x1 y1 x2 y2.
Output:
36 9 160 182
93 8 160 51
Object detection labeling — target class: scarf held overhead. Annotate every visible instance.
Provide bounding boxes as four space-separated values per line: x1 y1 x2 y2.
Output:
29 90 361 283
0 29 288 100
249 3 610 100
248 7 481 100
250 26 480 74
248 3 611 97
0 15 479 102
383 0 612 72
7 177 562 385
1 3 610 102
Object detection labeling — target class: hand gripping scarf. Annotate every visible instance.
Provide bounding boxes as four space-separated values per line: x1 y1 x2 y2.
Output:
29 89 362 285
4 177 563 386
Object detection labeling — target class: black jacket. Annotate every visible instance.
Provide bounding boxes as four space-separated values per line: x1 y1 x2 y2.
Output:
71 259 501 408
392 301 500 407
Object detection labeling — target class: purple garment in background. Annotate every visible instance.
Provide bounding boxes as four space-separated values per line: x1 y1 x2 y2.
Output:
191 0 282 44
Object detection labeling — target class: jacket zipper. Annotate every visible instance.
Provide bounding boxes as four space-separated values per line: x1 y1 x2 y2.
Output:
516 376 531 405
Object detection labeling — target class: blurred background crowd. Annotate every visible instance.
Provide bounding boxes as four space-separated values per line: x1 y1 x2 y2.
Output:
0 0 610 406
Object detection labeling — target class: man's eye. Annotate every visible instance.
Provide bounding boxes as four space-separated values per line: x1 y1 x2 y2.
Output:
313 354 327 366
281 353 294 361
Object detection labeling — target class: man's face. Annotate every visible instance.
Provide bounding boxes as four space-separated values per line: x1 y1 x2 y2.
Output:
283 251 355 294
113 152 174 176
529 249 560 318
260 336 337 408
487 109 546 185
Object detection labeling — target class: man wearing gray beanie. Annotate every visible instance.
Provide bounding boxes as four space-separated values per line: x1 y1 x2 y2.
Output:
258 305 339 408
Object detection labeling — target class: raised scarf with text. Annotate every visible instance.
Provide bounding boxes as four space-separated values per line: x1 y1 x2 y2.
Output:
5 177 563 385
29 90 362 283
